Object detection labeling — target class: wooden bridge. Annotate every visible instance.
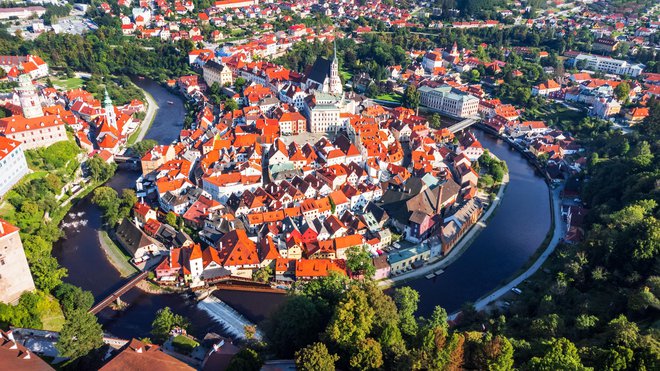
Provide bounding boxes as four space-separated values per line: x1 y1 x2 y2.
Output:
89 271 149 315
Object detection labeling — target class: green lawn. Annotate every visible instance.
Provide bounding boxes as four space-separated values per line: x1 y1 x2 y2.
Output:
172 335 199 353
525 103 586 131
0 201 15 220
52 77 84 90
375 92 403 103
99 230 138 277
40 295 65 331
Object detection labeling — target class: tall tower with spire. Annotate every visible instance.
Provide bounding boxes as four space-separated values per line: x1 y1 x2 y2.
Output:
103 88 117 130
328 38 343 95
450 42 459 58
16 74 43 119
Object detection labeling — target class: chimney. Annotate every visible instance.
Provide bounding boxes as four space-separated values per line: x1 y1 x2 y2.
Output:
435 185 444 214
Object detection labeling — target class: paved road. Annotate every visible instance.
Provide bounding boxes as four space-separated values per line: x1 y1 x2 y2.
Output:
449 185 565 320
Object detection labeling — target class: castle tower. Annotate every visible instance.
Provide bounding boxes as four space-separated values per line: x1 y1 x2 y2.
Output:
329 38 343 95
0 219 36 304
103 88 117 130
16 74 43 119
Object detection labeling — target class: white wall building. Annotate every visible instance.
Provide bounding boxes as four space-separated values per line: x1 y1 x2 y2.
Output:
573 53 644 77
0 137 28 198
418 85 480 118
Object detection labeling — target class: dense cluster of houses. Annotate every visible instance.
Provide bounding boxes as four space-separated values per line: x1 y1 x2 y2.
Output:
102 40 497 286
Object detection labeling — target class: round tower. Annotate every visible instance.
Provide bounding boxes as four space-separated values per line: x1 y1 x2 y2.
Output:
16 74 43 119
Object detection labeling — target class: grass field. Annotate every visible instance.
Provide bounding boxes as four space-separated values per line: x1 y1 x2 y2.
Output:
375 92 403 103
99 230 138 277
172 335 199 353
40 295 66 331
52 77 84 90
525 103 586 130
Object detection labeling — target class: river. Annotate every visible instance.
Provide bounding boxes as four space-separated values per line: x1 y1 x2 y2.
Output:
407 131 552 316
53 78 284 339
53 78 550 338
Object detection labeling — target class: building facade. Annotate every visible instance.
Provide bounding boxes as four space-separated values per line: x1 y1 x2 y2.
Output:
303 92 341 133
0 219 36 304
419 85 480 118
203 60 233 87
573 53 644 77
0 137 28 198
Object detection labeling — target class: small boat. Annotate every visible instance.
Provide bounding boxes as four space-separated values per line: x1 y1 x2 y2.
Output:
425 273 435 279
167 100 174 105
435 269 445 275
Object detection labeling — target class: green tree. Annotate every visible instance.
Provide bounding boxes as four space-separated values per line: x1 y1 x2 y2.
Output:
87 155 117 181
265 295 324 357
402 84 420 109
30 254 67 292
528 338 589 371
393 286 419 338
346 246 376 278
165 211 177 226
151 307 190 343
224 98 238 112
575 314 599 331
325 285 374 347
607 315 639 348
56 309 103 360
130 139 158 157
295 342 338 371
227 348 262 371
349 338 383 370
54 283 94 317
429 113 442 129
253 265 272 283
613 81 630 102
234 77 247 91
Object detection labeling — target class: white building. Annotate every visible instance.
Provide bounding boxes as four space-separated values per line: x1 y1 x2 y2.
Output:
303 92 341 133
0 137 28 198
573 53 644 77
0 219 36 304
202 60 233 87
418 85 480 118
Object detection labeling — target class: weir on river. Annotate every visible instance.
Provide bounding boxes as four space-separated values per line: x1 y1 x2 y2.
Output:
197 296 264 340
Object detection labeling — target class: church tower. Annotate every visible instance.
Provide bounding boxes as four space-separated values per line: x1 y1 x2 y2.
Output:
329 38 343 95
16 74 43 119
450 42 460 58
103 88 117 130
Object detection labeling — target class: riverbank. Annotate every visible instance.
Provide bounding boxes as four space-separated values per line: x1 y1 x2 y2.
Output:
127 80 158 145
97 230 138 278
449 184 564 319
379 169 510 288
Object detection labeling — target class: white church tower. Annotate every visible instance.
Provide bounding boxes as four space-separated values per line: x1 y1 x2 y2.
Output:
16 74 43 119
329 39 343 95
103 88 117 130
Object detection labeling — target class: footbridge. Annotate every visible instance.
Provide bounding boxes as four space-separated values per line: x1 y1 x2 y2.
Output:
89 271 149 315
447 116 480 133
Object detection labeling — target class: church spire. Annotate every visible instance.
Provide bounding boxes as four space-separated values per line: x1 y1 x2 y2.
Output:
103 88 112 107
333 37 338 63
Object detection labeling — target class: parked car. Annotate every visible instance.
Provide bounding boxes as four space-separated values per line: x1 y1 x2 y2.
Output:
511 287 522 295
